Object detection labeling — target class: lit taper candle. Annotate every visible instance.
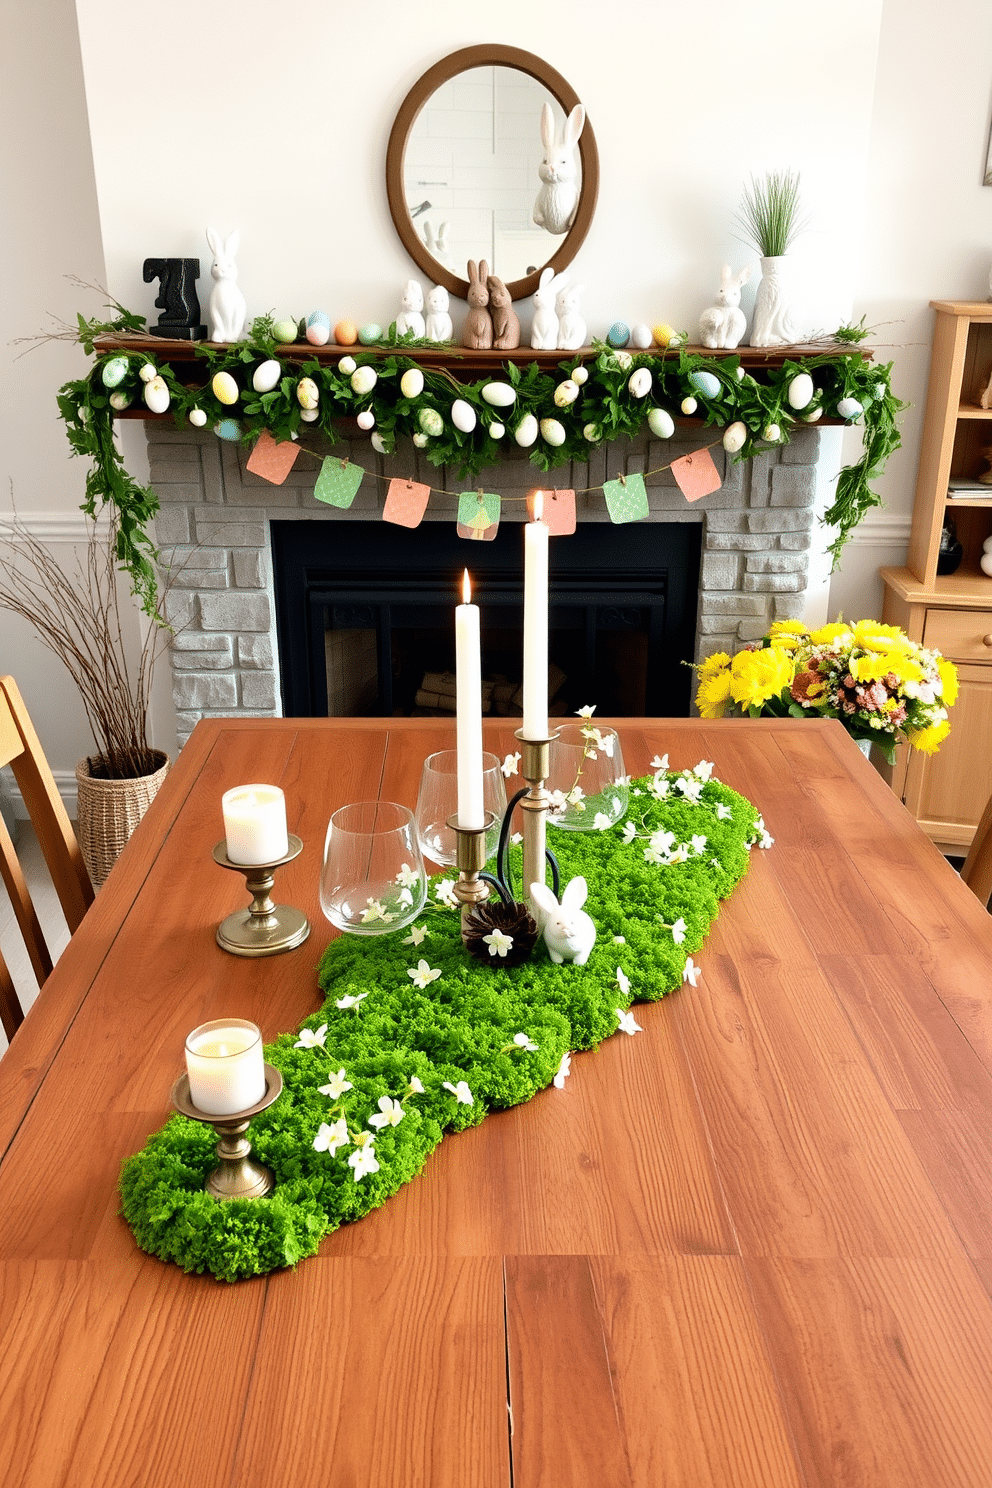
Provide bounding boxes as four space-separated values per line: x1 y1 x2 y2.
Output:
522 491 550 739
455 569 484 828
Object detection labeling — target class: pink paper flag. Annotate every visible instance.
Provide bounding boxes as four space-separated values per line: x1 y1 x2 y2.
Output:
671 448 721 502
383 478 431 528
245 429 301 485
540 488 577 536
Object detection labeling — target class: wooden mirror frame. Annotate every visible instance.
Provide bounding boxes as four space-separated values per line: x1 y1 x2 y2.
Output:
386 44 599 304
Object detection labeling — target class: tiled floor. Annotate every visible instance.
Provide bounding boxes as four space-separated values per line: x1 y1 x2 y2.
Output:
0 822 72 1057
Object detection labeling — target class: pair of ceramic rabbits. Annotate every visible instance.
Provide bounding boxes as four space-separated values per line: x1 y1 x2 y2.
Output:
462 262 585 352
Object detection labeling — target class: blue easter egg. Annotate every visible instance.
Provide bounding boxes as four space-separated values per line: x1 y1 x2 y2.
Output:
214 419 241 442
607 321 630 348
689 370 721 399
306 310 331 346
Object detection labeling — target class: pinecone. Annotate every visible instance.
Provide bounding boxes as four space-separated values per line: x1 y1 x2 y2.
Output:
463 900 539 969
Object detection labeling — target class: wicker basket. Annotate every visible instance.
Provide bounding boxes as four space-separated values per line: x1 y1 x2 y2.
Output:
75 751 170 889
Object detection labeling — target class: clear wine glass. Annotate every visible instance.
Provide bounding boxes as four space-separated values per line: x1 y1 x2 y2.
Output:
414 749 507 866
320 800 427 934
546 724 628 831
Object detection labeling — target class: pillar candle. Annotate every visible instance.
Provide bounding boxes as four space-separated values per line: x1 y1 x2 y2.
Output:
185 1018 266 1115
222 783 289 865
455 570 484 828
522 493 549 740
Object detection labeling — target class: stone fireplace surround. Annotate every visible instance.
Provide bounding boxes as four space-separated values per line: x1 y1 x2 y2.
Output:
147 422 822 746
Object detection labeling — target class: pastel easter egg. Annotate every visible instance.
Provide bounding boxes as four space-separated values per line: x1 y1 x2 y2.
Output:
412 432 429 448
252 359 282 393
138 362 157 383
804 406 823 422
837 396 864 420
272 318 299 344
515 413 538 447
554 379 579 407
488 421 505 439
722 421 747 453
983 534 992 552
215 418 241 441
610 350 633 371
356 410 375 430
647 407 675 439
607 321 630 348
100 356 128 389
400 367 424 399
338 355 357 375
418 408 443 437
108 389 131 411
143 376 170 414
681 396 698 416
763 423 781 441
787 372 814 411
583 422 602 442
451 398 477 433
305 310 331 346
981 551 992 577
540 417 566 446
335 320 359 346
350 365 377 395
571 366 589 385
188 406 207 427
300 407 320 422
212 371 240 405
371 432 392 454
359 323 383 345
652 323 678 347
628 367 652 399
630 323 652 350
296 377 320 410
481 381 516 407
689 370 721 399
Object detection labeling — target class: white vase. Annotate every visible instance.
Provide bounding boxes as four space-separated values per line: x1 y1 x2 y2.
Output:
750 255 800 347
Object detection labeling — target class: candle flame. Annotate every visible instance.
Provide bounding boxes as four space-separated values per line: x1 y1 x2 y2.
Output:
462 568 472 605
528 489 545 522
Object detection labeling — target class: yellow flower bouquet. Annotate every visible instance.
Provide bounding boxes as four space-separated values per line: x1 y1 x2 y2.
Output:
695 619 958 763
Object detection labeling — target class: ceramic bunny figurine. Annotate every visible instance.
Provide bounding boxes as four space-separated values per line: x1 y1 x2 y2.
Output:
487 273 520 350
530 266 567 350
698 263 753 349
463 259 493 350
530 877 596 965
423 219 454 272
533 102 586 235
556 281 586 351
425 285 453 342
205 227 247 343
396 279 425 338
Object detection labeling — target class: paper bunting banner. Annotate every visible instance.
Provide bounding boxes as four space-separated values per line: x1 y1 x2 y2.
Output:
457 490 501 541
383 478 432 528
245 429 301 485
602 472 649 525
671 448 721 501
314 457 364 509
540 488 577 536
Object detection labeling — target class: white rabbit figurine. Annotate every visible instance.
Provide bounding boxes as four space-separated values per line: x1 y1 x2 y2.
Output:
533 102 586 236
530 266 567 350
698 263 753 350
556 281 586 351
529 876 596 965
396 279 425 339
205 226 247 343
425 285 452 342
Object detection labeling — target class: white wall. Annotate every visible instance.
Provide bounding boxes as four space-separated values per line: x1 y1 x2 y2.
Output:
4 0 992 780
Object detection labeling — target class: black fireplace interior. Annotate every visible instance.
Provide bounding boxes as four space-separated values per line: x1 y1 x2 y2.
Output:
272 519 701 719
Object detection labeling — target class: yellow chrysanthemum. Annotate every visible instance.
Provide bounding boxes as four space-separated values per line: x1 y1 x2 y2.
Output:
851 619 913 652
809 622 855 648
906 720 951 754
937 659 959 707
767 620 809 652
697 650 731 680
696 668 734 718
729 646 793 709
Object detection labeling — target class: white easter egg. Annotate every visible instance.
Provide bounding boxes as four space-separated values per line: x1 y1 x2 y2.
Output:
212 371 239 405
305 310 331 345
419 408 444 437
572 366 589 385
630 323 652 350
356 410 375 430
482 381 516 408
215 419 241 441
628 367 652 399
451 398 477 433
339 355 357 375
554 379 579 407
371 432 392 454
763 423 781 442
983 534 992 552
400 368 425 399
610 349 633 370
722 421 747 453
515 413 538 447
300 407 320 422
981 550 992 576
188 406 207 427
139 362 157 384
681 396 698 416
583 422 601 442
647 407 675 439
804 406 823 422
143 376 170 414
488 421 505 439
351 365 378 395
787 372 814 411
296 377 320 410
100 356 128 389
689 370 721 399
108 390 131 411
837 396 864 420
252 359 282 393
735 366 747 381
540 417 566 446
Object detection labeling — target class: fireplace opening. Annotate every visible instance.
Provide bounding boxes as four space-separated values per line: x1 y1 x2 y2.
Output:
271 519 701 718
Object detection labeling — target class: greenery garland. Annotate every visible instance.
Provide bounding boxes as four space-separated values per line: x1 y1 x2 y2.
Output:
119 764 767 1282
57 305 905 615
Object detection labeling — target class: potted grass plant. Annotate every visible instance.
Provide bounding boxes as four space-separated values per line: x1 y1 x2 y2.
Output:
735 168 806 347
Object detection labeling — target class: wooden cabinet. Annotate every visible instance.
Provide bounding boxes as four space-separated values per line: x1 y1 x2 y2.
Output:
881 300 992 853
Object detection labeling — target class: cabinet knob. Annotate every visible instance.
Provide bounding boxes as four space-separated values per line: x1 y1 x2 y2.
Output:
985 634 992 647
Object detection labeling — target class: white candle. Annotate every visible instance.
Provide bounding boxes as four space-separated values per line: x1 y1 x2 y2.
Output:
455 570 484 829
222 783 289 865
522 493 550 740
185 1018 266 1115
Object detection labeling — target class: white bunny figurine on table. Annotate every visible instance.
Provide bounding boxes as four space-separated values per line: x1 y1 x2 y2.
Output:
529 876 596 965
556 280 586 351
530 266 568 350
533 102 586 236
205 227 247 343
698 263 753 350
425 285 452 342
396 279 425 339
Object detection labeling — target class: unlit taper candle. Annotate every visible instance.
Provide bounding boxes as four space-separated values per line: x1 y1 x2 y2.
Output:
522 492 549 739
455 570 484 828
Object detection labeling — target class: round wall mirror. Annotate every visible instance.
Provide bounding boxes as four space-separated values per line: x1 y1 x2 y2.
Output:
386 45 599 303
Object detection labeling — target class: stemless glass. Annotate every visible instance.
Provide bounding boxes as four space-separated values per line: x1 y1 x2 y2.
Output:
546 724 628 831
320 801 427 934
414 749 507 866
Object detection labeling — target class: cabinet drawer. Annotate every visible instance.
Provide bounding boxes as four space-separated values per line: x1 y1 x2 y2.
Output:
922 607 992 662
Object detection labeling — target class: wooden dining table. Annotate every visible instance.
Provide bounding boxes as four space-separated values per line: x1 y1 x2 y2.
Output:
2 715 992 1488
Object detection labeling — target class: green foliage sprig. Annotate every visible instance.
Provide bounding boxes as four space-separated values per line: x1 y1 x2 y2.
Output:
735 169 807 258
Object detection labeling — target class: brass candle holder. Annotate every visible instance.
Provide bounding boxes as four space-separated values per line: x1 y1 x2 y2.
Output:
516 727 560 907
447 811 496 939
171 1063 283 1201
212 834 311 956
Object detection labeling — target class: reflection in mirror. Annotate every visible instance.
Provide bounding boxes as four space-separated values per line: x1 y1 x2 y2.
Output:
403 67 582 287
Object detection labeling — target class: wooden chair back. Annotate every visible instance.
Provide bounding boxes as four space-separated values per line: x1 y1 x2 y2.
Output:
0 676 94 1041
960 790 992 911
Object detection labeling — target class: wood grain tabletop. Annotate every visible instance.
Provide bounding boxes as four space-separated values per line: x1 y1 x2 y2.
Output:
1 716 991 1488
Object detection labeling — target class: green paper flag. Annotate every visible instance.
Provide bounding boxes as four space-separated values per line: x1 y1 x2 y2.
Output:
603 472 649 524
456 489 501 540
314 456 364 509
